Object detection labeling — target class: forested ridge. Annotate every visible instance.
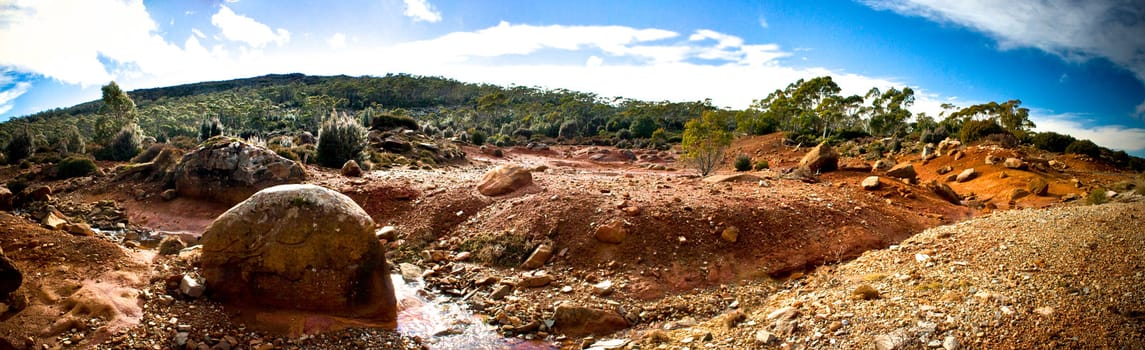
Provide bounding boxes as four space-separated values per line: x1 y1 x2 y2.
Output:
1 73 1141 170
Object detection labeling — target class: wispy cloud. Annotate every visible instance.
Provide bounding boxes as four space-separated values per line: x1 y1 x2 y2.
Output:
211 5 290 48
860 0 1145 118
0 73 32 115
402 0 442 23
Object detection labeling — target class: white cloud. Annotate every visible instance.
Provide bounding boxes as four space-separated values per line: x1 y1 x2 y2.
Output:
402 0 442 23
586 55 603 67
861 0 1145 118
191 28 206 39
0 79 31 115
327 33 347 50
1032 112 1145 153
210 5 289 48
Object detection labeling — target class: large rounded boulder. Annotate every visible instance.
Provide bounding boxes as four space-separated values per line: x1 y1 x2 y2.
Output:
798 142 838 173
200 184 396 324
174 137 306 205
477 164 534 196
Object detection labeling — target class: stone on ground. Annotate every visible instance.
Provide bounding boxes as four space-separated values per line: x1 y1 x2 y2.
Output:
926 180 961 205
521 244 553 270
721 226 739 243
594 221 628 244
552 304 630 337
862 176 882 190
341 160 363 177
477 164 534 196
885 163 917 179
0 247 21 299
1028 177 1049 196
799 142 838 173
956 168 977 182
174 137 306 205
1003 158 1026 170
200 184 396 323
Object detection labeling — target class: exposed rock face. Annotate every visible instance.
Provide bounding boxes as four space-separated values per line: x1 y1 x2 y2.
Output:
862 176 882 190
936 138 961 155
885 163 917 180
477 164 534 196
799 142 838 173
200 184 396 323
0 247 21 299
174 138 307 205
341 160 363 177
553 304 630 337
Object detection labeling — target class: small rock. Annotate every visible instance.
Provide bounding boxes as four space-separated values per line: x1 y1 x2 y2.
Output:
885 163 917 179
519 271 553 288
853 284 880 300
1034 306 1054 316
862 176 881 190
592 280 613 296
490 285 513 300
398 263 423 282
179 274 205 298
720 226 739 243
62 222 93 237
521 244 554 270
157 236 186 255
41 211 68 230
754 330 777 345
1002 158 1026 170
943 335 960 350
594 222 627 244
956 168 977 182
341 160 363 177
1028 177 1049 196
161 189 178 201
936 165 953 175
375 226 397 240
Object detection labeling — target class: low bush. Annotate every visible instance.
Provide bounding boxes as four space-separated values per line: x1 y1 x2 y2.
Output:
1031 131 1076 153
55 156 97 179
1065 139 1101 158
734 154 752 171
1085 187 1109 205
371 113 419 131
470 130 488 146
97 123 144 161
959 119 1007 143
4 129 34 164
753 159 770 170
317 114 366 168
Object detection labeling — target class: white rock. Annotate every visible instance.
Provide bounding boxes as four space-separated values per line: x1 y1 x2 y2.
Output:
915 253 931 263
943 335 960 350
179 274 205 298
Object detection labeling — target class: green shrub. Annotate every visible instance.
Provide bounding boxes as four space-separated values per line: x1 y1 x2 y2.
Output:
55 156 97 179
371 113 419 131
61 125 86 155
1085 188 1109 205
4 129 34 164
470 130 487 146
97 123 144 161
317 114 367 168
754 159 770 170
734 154 752 171
1031 132 1076 153
199 117 224 141
959 119 1007 143
1065 139 1101 158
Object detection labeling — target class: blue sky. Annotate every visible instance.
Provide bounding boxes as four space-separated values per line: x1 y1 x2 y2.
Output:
2 0 1144 155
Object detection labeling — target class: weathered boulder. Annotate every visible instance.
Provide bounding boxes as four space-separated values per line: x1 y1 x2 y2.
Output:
926 180 961 204
885 163 917 180
0 247 21 299
341 160 363 177
985 154 1001 165
721 226 739 243
861 176 882 190
1007 188 1031 202
956 168 977 182
477 164 534 196
200 184 396 323
1003 158 1026 170
21 185 52 203
936 138 961 155
936 165 954 175
553 304 630 337
798 142 838 173
174 137 306 205
1028 177 1049 196
872 159 896 172
594 221 628 244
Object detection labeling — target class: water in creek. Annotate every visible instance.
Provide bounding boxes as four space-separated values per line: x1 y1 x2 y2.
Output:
392 275 557 350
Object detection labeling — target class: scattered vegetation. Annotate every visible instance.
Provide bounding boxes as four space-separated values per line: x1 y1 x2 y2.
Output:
733 154 752 172
753 159 770 171
458 232 535 268
1066 139 1101 158
1085 188 1109 205
97 123 144 161
3 128 34 164
682 111 732 176
371 113 419 131
54 156 98 179
316 111 366 168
